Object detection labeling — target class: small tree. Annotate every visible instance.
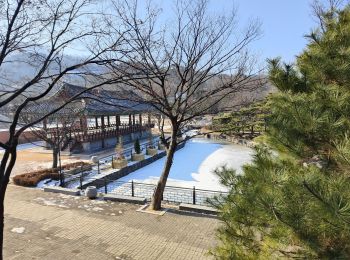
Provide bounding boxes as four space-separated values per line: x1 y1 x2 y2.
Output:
21 105 83 168
148 134 154 149
213 99 269 137
134 138 141 154
115 136 125 159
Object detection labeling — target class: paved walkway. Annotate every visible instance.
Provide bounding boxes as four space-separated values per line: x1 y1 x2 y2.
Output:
4 185 219 259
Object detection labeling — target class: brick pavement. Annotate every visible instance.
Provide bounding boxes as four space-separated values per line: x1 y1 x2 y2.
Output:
4 185 220 259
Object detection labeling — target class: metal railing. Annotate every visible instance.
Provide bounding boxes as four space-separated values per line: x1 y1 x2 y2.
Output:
63 172 227 206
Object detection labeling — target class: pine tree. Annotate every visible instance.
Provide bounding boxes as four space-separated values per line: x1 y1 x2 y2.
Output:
134 138 141 154
213 100 269 137
211 4 350 259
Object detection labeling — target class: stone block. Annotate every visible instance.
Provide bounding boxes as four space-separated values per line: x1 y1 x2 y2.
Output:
146 148 158 156
131 153 145 161
103 194 147 204
112 159 128 169
44 186 80 196
179 203 218 215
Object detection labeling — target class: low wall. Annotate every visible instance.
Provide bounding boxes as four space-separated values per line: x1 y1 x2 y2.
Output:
0 129 40 144
81 142 186 189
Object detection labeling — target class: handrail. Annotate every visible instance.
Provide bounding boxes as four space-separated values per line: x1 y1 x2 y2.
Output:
63 172 228 195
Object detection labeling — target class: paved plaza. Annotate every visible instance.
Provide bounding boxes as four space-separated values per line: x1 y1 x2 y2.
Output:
4 185 220 259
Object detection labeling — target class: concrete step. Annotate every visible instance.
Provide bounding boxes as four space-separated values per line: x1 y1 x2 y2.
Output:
44 186 80 196
103 194 147 204
179 203 218 215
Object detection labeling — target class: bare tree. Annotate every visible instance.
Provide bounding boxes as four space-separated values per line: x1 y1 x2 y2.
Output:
21 103 85 169
109 0 263 210
0 0 136 257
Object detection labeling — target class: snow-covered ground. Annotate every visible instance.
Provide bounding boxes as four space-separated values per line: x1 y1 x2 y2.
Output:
107 138 253 192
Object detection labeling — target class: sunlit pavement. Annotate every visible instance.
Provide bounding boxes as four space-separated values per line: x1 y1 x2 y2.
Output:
4 185 219 259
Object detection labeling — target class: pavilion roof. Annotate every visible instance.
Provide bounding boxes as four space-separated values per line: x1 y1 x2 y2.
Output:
24 83 154 117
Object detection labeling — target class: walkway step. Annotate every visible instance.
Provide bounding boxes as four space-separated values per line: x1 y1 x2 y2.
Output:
103 194 147 204
43 186 80 196
179 203 218 215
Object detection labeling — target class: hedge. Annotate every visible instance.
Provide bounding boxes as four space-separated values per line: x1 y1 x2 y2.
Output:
13 161 91 187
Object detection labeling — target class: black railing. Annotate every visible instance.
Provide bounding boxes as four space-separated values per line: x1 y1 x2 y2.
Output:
63 172 227 206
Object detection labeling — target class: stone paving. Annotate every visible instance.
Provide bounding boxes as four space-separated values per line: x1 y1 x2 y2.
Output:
4 185 220 259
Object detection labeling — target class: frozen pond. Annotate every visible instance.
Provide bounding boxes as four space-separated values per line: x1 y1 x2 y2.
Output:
113 138 253 191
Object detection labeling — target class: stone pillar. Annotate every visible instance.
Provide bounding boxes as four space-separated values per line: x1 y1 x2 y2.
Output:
82 142 91 153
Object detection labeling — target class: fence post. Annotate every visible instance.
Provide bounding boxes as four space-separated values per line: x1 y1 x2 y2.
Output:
193 186 196 205
79 173 83 190
104 177 108 194
131 180 134 197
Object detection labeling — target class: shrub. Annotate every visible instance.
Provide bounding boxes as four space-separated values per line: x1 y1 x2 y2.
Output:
134 138 141 154
13 161 91 187
13 169 60 187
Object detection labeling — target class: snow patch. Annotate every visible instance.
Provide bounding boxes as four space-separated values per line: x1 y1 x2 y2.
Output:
92 207 103 211
11 227 25 234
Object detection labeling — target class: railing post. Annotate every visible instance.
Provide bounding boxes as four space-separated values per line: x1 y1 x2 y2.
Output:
131 180 134 197
97 161 100 174
104 177 108 194
80 173 83 190
193 186 196 205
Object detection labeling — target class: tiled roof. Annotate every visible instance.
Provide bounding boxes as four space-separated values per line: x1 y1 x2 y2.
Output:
24 83 154 116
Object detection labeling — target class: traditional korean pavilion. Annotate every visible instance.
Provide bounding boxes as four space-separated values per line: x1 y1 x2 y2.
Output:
27 83 155 153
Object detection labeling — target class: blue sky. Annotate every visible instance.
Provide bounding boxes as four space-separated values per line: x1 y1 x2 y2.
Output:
149 0 318 64
235 0 316 63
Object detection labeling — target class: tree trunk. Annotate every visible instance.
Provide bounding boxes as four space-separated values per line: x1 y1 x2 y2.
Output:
0 189 5 260
0 148 17 260
52 148 58 169
151 126 178 210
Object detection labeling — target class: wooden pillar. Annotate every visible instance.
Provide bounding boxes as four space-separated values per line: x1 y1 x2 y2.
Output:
132 114 135 126
43 118 48 130
101 116 105 129
95 116 99 128
129 114 132 126
115 115 120 131
148 114 151 125
139 114 142 126
107 115 110 127
101 116 105 148
80 116 88 134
